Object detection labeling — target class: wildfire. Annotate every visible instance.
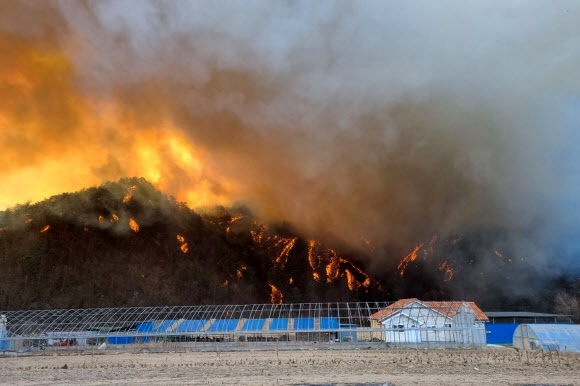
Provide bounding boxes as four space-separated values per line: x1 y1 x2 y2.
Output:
308 239 321 270
98 215 104 223
40 225 50 233
444 267 454 282
250 224 267 243
344 269 360 291
269 283 283 304
225 215 244 233
313 272 320 281
129 218 139 233
122 185 137 203
221 279 229 287
111 213 119 222
289 277 293 284
325 248 340 281
176 234 188 253
272 236 298 267
0 227 7 231
236 265 247 279
25 218 32 224
397 243 424 277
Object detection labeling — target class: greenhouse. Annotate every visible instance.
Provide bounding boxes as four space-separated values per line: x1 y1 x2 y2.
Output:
513 324 580 352
0 300 487 354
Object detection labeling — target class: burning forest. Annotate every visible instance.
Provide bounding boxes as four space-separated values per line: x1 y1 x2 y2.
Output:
1 2 579 312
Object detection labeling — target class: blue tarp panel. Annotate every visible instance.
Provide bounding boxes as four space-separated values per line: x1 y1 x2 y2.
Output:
207 319 240 332
107 336 135 344
486 324 519 344
293 318 315 330
174 320 209 332
321 317 339 330
241 319 266 331
269 318 288 330
136 321 154 332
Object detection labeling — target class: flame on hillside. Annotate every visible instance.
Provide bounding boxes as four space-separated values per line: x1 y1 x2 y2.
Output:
129 218 139 233
269 283 283 304
122 185 137 203
397 243 424 277
176 234 188 253
40 225 50 233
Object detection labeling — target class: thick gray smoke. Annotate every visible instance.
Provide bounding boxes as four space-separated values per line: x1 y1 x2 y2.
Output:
2 1 580 273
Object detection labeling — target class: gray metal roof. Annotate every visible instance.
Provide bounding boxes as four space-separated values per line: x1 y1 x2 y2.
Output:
484 311 571 318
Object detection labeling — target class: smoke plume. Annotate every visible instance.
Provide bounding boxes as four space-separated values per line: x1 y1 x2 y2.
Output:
1 1 579 274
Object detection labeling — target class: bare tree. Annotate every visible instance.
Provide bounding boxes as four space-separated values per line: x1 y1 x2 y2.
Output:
554 291 580 323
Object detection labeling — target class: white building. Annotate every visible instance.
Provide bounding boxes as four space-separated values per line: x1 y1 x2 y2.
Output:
370 298 488 347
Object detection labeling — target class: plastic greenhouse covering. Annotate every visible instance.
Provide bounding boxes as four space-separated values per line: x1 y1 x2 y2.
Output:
513 324 580 352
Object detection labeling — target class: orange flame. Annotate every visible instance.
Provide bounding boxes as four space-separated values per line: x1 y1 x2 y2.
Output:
111 213 119 222
25 218 32 224
308 239 321 270
313 272 320 282
129 218 139 233
397 243 424 277
250 224 267 243
221 279 229 288
325 248 340 281
0 227 7 231
40 225 50 233
98 215 104 223
176 234 188 253
122 185 137 203
289 277 293 284
236 265 247 279
268 283 283 304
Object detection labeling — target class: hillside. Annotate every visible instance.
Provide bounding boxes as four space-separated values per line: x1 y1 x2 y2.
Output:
0 178 575 311
0 178 383 309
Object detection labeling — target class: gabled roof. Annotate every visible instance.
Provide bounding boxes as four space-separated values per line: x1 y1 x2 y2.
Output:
370 298 488 322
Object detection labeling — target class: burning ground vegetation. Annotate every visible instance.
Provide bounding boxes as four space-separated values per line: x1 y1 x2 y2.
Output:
0 177 574 311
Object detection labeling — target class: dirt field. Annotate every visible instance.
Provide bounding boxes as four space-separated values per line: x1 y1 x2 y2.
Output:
0 347 579 385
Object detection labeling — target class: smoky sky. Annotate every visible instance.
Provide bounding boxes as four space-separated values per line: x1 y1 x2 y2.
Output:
1 1 580 270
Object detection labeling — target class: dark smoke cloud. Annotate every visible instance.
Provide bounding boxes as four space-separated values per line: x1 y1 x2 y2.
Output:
1 1 580 274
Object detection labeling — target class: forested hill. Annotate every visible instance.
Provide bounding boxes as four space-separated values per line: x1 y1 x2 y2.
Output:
0 178 383 310
0 178 576 313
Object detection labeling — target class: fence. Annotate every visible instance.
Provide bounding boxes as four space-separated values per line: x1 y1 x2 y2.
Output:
0 302 487 355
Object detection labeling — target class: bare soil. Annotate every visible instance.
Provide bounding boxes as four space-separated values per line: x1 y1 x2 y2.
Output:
0 347 579 385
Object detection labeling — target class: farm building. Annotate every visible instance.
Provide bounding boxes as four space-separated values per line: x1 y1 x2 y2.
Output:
513 324 580 352
0 301 488 354
369 298 487 347
484 311 572 344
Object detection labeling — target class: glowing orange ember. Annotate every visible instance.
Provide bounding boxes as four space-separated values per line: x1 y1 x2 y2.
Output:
313 272 320 282
269 283 283 304
129 218 139 233
221 279 229 287
443 267 454 282
25 218 32 224
289 277 293 284
98 215 104 223
236 265 247 279
40 225 50 233
111 213 119 222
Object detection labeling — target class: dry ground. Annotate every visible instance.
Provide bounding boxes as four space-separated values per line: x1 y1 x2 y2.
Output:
1 347 579 385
